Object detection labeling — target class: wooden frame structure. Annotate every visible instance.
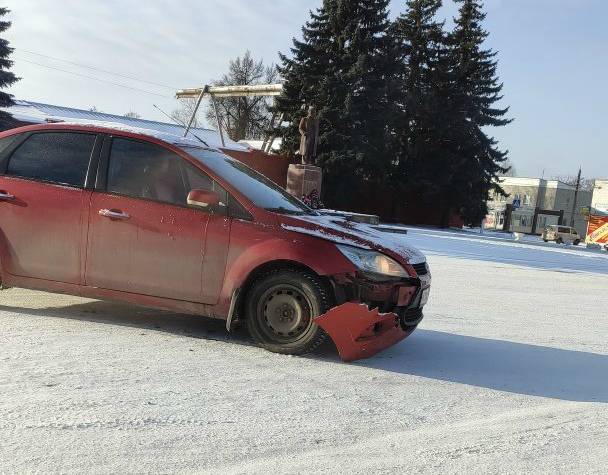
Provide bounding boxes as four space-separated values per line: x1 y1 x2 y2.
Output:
175 84 284 151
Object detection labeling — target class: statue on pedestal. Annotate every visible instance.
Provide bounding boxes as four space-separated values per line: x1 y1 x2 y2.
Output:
298 105 320 165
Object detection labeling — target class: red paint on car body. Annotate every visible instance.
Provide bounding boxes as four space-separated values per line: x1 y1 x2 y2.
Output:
0 123 430 361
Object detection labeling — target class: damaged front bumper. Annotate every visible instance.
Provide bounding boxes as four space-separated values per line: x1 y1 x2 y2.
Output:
315 283 429 362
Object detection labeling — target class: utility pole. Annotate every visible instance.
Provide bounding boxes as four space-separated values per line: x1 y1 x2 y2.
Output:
570 167 582 227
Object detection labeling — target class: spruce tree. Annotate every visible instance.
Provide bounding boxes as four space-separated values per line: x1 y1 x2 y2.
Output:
0 8 18 130
275 0 396 209
275 2 336 159
448 0 511 225
391 0 448 217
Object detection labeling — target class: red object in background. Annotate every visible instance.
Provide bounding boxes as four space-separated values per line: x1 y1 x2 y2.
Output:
586 215 608 245
224 148 294 188
225 149 462 228
0 123 430 361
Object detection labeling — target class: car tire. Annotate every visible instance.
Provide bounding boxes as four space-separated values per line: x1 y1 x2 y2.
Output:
543 239 548 242
574 239 581 246
556 237 563 244
245 269 332 356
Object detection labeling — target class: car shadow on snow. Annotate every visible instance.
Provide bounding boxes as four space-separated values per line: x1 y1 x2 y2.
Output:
0 300 257 348
3 301 606 403
359 330 608 403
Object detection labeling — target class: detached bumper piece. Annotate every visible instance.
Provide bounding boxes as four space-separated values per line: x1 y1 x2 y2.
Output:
315 302 419 362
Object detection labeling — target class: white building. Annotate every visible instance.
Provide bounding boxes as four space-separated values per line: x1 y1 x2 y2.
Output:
486 177 592 236
591 179 608 214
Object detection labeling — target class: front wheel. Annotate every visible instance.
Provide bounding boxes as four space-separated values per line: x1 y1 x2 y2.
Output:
245 269 332 355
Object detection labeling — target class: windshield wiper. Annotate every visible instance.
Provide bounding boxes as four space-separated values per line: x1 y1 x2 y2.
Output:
265 207 309 216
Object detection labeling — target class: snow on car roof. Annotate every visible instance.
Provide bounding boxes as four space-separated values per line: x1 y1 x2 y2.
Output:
2 100 248 152
56 119 217 149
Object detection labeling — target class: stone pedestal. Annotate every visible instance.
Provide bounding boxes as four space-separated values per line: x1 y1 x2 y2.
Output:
286 164 323 199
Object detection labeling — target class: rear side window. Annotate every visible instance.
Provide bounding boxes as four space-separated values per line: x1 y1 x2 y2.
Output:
0 134 21 158
558 227 569 233
6 132 96 187
107 138 188 206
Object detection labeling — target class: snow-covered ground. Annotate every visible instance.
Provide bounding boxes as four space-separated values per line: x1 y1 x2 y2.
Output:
1 228 607 474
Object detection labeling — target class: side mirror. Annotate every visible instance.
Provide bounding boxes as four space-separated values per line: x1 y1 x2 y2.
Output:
187 189 224 210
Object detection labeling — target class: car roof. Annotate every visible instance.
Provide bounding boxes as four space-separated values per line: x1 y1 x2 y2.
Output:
3 122 220 152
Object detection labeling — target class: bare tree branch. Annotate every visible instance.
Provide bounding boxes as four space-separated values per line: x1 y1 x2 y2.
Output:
171 98 203 129
206 51 278 141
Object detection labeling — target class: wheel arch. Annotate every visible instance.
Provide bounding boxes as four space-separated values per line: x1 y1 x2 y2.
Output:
235 259 334 322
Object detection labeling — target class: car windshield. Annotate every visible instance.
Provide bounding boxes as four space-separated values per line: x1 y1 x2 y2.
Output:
182 147 316 216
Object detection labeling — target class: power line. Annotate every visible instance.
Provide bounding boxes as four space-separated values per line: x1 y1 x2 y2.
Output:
14 57 173 99
16 48 177 90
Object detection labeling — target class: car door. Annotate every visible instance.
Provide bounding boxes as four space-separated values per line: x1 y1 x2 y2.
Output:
85 136 230 304
0 131 100 284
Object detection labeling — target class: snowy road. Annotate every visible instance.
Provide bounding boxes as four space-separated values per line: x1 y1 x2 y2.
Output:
1 228 607 474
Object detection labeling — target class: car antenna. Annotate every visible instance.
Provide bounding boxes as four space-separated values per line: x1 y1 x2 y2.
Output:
153 104 210 147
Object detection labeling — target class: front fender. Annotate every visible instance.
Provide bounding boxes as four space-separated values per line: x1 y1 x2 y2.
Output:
215 220 355 315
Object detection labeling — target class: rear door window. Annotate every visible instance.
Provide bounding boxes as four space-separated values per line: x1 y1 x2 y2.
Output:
558 226 569 233
6 132 96 187
106 138 187 206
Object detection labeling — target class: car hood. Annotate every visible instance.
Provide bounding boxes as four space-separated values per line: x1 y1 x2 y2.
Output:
279 214 426 265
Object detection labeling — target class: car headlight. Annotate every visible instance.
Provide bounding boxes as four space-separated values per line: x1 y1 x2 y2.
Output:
336 244 408 278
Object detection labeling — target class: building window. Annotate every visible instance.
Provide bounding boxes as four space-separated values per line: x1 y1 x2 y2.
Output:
523 194 531 206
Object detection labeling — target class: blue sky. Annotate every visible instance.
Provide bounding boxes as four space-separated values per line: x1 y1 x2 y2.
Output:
4 0 607 178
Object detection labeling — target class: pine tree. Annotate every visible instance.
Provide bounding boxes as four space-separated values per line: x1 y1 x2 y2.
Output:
448 0 512 225
0 8 18 130
275 0 396 209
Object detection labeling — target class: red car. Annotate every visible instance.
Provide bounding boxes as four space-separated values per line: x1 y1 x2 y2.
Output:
0 123 431 361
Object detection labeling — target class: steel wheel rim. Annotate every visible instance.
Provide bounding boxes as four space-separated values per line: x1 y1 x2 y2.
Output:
257 284 314 343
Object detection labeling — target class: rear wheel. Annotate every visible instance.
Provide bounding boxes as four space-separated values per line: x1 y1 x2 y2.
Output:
574 239 581 246
245 269 331 355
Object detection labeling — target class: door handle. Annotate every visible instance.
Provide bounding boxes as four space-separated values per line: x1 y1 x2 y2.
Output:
0 191 15 201
99 208 130 220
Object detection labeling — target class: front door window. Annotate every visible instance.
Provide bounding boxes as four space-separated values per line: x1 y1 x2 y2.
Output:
107 137 187 205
